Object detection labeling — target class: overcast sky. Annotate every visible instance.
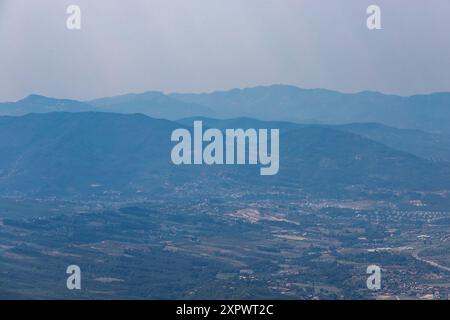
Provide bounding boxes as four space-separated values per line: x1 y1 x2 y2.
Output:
0 0 449 101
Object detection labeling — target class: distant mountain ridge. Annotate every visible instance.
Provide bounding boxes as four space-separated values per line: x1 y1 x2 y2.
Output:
2 84 450 133
88 91 214 120
0 112 449 198
178 117 450 162
171 85 450 134
0 94 96 116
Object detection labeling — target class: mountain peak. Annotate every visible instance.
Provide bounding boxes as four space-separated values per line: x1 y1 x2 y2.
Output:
20 94 53 102
0 94 97 116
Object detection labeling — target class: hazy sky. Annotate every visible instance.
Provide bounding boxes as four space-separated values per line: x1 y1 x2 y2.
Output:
1 0 450 101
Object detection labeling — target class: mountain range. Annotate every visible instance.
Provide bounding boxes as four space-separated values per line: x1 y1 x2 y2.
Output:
0 94 96 116
88 91 213 120
0 112 449 198
171 85 450 134
1 85 450 198
2 85 450 134
178 117 450 162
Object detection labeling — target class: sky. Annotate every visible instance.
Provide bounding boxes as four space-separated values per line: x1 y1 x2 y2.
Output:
1 0 450 101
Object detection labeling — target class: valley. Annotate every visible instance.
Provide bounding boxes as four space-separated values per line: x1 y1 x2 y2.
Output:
0 109 449 300
0 186 449 299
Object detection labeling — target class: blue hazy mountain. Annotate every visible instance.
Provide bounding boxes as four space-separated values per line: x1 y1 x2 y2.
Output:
0 112 449 197
4 86 450 134
0 112 179 196
335 123 450 162
171 85 450 134
0 94 96 116
88 91 213 120
178 116 303 132
179 117 450 162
